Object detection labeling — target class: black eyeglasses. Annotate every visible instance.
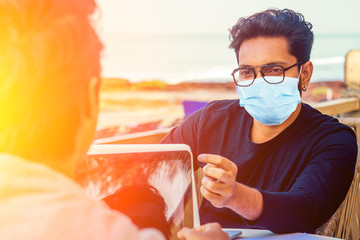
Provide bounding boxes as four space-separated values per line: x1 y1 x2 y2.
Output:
232 62 302 87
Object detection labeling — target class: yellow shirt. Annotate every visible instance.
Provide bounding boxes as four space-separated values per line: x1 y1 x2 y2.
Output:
0 153 165 240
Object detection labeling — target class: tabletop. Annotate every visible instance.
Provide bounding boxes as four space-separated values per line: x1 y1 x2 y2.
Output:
222 228 342 240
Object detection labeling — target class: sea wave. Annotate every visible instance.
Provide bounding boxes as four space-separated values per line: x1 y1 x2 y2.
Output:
102 65 234 84
102 56 346 83
311 56 345 65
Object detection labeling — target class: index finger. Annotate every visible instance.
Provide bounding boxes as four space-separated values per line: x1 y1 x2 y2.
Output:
198 154 235 172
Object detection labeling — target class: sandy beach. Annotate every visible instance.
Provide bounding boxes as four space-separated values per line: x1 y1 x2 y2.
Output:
98 88 238 131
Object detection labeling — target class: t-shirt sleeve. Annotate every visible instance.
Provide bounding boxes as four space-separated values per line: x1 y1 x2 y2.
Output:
249 129 358 233
161 108 203 169
161 109 200 145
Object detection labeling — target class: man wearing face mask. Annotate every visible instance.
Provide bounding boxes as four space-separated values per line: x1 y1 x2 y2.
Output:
162 9 357 234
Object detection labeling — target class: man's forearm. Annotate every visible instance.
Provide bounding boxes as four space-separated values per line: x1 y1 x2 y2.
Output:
227 183 264 221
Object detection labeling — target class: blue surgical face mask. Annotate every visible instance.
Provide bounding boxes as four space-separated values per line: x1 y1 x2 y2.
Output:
238 71 302 126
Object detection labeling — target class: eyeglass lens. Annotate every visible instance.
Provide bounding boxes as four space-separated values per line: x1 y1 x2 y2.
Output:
233 65 284 86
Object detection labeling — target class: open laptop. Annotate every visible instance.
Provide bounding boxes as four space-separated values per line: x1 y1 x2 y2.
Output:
76 144 200 240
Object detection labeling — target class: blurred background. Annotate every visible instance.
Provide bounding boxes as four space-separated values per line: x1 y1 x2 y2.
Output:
96 0 360 83
92 0 360 139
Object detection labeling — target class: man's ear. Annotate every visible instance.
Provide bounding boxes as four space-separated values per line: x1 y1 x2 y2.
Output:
300 61 313 90
85 76 100 118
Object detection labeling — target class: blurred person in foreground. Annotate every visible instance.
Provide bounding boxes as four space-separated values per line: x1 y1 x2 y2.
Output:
0 0 228 239
162 9 357 233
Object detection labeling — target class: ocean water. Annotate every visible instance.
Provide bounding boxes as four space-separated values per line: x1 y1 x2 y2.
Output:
100 33 360 84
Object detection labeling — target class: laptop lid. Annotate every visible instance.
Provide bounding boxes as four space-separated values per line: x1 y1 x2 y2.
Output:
76 144 200 240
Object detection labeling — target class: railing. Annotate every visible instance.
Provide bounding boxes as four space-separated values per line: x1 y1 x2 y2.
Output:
310 49 360 117
93 127 173 144
309 97 360 116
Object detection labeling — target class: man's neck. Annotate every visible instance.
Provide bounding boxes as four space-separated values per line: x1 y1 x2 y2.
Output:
249 103 302 144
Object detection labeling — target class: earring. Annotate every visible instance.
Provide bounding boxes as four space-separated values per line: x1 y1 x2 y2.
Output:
302 85 307 91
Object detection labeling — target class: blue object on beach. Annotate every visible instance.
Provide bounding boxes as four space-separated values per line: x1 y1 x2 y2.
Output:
182 100 208 118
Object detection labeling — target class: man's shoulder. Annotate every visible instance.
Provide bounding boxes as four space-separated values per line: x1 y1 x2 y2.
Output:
190 99 246 124
202 99 241 114
176 99 244 135
301 103 357 141
303 103 350 127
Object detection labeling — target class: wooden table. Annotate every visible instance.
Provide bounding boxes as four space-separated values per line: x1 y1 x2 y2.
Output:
223 228 343 239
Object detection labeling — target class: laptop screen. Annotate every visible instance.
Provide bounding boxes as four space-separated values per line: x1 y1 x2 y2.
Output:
75 144 199 240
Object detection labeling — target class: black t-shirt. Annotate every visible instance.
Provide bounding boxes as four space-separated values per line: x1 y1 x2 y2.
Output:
162 100 357 233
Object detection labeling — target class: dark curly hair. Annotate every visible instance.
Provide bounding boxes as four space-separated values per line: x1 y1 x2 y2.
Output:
103 184 171 239
229 9 314 64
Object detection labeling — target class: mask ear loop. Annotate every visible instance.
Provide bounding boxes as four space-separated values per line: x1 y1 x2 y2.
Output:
298 66 303 79
298 66 307 91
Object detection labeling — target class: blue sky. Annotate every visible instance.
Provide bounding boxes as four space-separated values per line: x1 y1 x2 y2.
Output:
97 0 360 35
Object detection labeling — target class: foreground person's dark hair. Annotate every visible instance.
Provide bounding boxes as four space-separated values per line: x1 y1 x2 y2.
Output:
103 184 171 239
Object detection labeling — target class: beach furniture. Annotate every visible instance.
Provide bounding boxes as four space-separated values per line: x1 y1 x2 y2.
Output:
182 100 208 118
310 49 360 117
345 50 360 90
